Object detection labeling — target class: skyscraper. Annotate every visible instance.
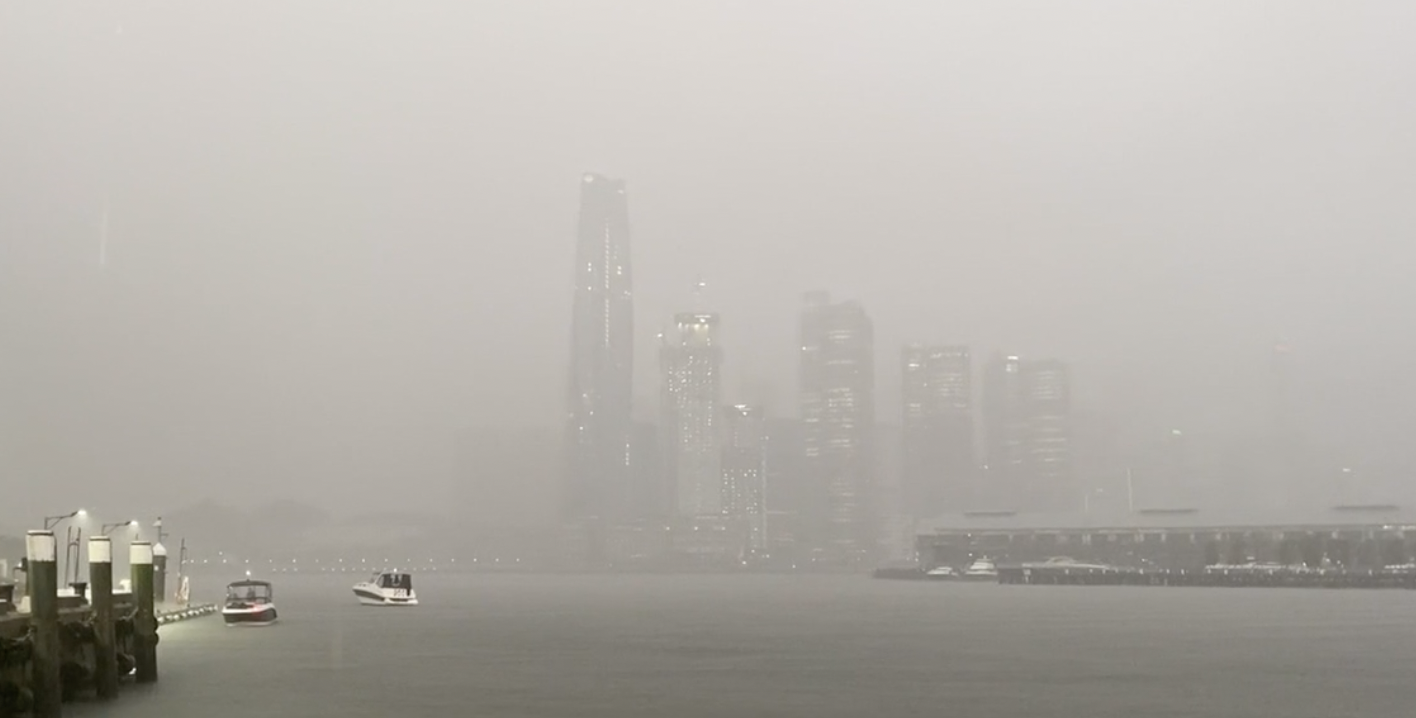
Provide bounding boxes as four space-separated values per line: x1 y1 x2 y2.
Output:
799 292 875 558
722 404 768 551
660 313 723 517
901 345 975 518
564 173 634 523
982 355 1073 512
628 421 667 519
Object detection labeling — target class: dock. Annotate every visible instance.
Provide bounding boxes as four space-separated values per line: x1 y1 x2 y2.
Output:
1 532 216 717
996 564 1416 589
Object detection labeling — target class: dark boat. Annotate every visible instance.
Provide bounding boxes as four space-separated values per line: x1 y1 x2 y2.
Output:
222 579 278 626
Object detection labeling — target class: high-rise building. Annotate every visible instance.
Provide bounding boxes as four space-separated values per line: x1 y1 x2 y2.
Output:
564 173 635 523
873 422 913 561
799 292 875 558
982 355 1073 512
661 313 723 517
901 345 974 517
628 421 667 519
722 404 768 551
763 418 804 514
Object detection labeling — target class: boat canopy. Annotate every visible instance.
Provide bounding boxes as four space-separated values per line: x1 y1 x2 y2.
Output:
225 580 273 602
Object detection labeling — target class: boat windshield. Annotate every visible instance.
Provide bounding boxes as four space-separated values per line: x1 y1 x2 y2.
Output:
226 582 273 604
376 573 413 590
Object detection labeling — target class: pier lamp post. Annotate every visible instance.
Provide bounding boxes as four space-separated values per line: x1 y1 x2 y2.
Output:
101 520 138 537
43 511 87 588
43 509 86 530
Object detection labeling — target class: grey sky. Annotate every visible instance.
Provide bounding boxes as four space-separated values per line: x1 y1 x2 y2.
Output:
2 2 1413 524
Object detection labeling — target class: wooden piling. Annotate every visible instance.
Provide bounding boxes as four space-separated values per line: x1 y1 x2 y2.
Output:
129 542 157 684
27 530 61 718
88 536 118 700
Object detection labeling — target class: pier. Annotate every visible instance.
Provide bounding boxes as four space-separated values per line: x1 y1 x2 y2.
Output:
911 505 1416 590
0 533 215 717
996 564 1416 589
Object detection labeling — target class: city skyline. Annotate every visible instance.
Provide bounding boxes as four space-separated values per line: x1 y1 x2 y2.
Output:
0 162 1370 531
4 2 1412 528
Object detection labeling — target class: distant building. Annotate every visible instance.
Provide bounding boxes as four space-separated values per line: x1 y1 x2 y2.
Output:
901 345 975 516
722 404 768 551
763 509 803 561
629 421 667 519
799 292 875 559
981 355 1073 512
874 423 913 561
604 519 673 565
564 173 635 524
660 313 723 517
764 418 805 515
916 505 1416 572
669 515 748 563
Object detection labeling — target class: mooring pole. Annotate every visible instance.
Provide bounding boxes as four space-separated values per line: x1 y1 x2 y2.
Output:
28 530 62 718
130 541 157 683
89 536 118 700
152 541 168 607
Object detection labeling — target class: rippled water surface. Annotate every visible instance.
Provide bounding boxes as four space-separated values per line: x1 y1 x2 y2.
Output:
70 573 1416 717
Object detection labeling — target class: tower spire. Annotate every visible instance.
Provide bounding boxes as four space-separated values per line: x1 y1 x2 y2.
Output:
691 275 707 312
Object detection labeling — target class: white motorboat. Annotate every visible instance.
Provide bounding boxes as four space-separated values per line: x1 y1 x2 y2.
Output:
961 557 999 581
222 579 277 626
924 565 959 580
352 571 418 606
1023 556 1122 572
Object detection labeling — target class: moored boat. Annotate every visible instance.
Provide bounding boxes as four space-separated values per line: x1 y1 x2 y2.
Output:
924 565 960 580
961 557 999 581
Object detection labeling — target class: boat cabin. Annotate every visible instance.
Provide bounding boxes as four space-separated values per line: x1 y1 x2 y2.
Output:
372 572 413 591
226 579 273 606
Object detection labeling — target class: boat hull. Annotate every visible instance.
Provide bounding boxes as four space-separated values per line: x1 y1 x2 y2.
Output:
353 586 418 607
222 605 278 626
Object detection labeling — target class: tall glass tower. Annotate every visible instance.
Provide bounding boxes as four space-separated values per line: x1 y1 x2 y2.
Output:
799 292 875 559
564 173 634 522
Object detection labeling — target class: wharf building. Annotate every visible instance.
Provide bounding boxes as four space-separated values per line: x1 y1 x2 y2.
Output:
915 505 1416 572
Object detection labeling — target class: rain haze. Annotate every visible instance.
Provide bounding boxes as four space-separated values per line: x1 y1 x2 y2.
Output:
2 1 1414 529
12 4 1416 718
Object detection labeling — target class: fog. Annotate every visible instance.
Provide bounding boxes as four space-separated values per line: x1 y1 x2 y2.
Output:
2 2 1414 529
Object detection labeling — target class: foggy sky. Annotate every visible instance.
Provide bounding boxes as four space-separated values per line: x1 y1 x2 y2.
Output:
2 2 1414 526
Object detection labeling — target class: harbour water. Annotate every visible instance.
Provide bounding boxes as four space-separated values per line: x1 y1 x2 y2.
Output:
71 573 1415 717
